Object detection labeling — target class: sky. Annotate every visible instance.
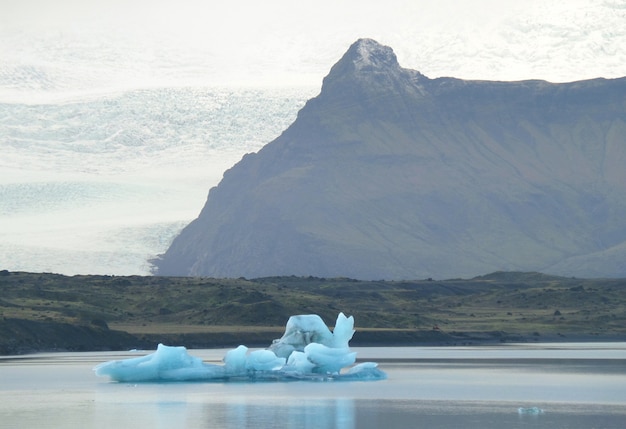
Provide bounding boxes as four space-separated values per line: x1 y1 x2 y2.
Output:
1 0 625 101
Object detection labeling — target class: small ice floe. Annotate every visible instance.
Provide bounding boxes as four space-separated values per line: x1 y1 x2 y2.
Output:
518 407 544 415
94 312 387 383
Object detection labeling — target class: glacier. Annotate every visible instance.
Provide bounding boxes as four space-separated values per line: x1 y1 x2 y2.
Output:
94 313 386 382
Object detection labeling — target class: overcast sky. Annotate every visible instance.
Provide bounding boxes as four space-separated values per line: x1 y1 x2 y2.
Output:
2 0 625 99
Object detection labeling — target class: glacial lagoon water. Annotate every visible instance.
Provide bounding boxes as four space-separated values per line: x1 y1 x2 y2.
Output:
1 343 625 429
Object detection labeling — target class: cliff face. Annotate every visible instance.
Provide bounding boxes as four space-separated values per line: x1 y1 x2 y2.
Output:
155 38 626 280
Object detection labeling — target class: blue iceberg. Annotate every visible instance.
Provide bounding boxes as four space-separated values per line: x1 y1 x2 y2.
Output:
94 313 386 382
518 407 544 415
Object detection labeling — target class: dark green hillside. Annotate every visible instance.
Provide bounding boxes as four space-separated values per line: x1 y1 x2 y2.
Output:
0 270 624 354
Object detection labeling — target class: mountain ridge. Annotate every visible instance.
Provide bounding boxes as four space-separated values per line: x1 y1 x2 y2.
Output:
155 39 626 280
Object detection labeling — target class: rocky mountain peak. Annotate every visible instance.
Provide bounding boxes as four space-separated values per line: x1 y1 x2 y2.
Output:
347 38 400 72
321 39 417 95
155 39 626 280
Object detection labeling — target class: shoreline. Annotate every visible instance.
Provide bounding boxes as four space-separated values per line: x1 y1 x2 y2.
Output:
2 271 625 356
1 323 624 357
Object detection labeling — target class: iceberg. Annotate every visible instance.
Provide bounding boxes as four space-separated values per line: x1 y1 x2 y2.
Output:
518 407 544 415
94 312 386 382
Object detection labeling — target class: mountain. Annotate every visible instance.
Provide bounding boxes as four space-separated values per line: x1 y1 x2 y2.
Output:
154 38 626 280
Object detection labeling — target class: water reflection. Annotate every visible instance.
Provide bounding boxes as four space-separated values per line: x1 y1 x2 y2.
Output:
216 398 354 429
92 390 356 429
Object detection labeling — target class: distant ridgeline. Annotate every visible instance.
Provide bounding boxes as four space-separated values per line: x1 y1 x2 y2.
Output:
155 38 626 280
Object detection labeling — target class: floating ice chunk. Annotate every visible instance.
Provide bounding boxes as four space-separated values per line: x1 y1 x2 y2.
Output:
330 312 355 348
223 345 248 374
94 343 224 382
245 349 286 371
268 314 333 357
285 350 316 373
518 407 544 415
343 362 387 380
94 313 386 382
304 343 356 374
268 312 355 358
222 345 286 373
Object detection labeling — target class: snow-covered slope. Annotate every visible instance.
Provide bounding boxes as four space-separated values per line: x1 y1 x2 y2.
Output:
156 39 626 280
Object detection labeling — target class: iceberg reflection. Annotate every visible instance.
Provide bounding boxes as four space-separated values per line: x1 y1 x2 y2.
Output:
94 313 386 382
219 398 355 429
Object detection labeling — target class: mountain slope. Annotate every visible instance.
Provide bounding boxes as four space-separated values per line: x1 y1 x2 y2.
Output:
155 38 626 280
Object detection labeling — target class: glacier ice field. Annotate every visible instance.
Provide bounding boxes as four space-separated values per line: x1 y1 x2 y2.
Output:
0 87 314 275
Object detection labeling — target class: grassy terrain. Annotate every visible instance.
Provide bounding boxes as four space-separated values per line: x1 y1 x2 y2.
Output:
1 270 625 354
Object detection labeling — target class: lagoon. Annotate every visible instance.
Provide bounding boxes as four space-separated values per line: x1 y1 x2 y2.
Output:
1 343 625 428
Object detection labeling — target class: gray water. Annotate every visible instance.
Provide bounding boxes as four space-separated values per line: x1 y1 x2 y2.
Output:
1 343 625 428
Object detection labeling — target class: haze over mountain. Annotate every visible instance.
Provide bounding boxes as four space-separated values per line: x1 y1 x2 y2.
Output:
155 39 626 280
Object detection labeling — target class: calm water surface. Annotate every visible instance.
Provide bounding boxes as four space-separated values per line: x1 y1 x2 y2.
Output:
1 343 625 428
